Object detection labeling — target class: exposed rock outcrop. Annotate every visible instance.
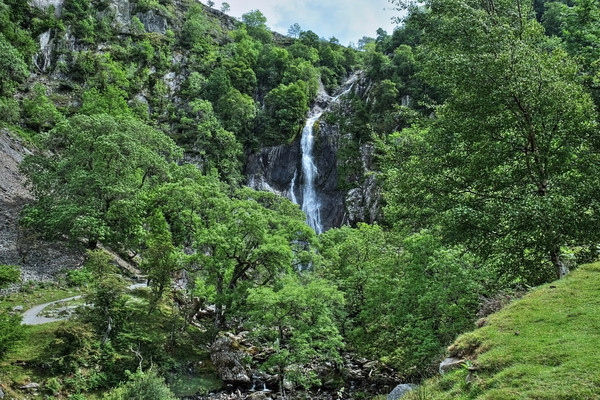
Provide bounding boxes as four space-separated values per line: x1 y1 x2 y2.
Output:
210 333 252 386
0 130 84 282
387 383 418 400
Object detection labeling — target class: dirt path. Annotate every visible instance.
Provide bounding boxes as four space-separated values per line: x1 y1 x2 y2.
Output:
21 283 148 325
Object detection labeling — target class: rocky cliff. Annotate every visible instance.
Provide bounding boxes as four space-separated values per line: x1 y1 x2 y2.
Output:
0 130 84 281
245 73 381 232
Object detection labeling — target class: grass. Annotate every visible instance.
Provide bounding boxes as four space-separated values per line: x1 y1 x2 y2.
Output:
407 262 600 400
0 321 74 399
0 283 221 399
0 283 81 311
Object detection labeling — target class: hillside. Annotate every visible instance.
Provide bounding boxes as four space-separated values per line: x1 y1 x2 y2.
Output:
3 0 600 399
408 263 600 399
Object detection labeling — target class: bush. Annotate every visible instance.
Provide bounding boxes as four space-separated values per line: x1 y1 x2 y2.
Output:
0 312 24 359
66 267 93 287
103 369 177 400
0 264 20 289
0 97 20 124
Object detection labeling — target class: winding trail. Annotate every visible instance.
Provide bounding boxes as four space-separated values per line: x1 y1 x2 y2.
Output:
21 283 148 325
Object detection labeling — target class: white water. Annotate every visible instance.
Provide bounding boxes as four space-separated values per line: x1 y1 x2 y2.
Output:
290 73 360 234
289 169 298 204
300 113 324 234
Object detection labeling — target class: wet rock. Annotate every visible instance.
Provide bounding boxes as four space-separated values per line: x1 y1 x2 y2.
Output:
210 333 251 385
387 383 418 400
34 30 55 72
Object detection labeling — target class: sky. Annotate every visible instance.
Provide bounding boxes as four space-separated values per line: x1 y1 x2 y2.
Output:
205 0 402 47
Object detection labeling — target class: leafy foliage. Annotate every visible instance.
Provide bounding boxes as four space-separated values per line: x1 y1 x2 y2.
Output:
21 114 182 249
247 275 344 392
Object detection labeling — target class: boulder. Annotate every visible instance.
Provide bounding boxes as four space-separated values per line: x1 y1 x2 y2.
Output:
210 334 251 385
0 386 4 399
12 305 23 312
387 383 418 400
20 382 40 390
439 357 465 375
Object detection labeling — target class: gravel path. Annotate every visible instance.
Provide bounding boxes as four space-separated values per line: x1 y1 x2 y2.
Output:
21 295 83 325
21 283 148 325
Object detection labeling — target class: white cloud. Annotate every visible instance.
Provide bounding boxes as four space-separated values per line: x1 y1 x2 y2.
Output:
207 0 399 46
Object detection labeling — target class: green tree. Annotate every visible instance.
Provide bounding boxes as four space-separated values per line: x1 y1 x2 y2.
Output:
246 275 344 397
0 33 28 95
385 0 600 283
141 210 181 313
176 99 243 183
287 23 301 38
0 264 20 288
262 82 309 145
0 264 22 360
22 83 64 131
20 114 182 250
190 188 314 329
82 250 128 343
80 85 133 117
241 9 271 43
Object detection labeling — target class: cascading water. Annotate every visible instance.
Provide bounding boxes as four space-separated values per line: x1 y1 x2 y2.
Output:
288 74 358 233
299 112 324 234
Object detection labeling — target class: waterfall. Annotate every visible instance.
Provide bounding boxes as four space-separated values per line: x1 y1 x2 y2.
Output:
289 169 298 204
300 113 324 234
289 73 359 233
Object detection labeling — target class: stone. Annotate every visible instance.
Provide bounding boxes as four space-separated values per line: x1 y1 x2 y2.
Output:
137 10 168 34
109 0 131 29
439 357 465 375
20 382 40 390
363 360 378 369
12 305 23 312
0 386 4 399
210 334 251 385
246 392 268 400
387 383 418 400
29 0 64 17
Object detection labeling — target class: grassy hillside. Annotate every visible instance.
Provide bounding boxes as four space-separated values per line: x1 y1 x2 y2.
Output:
408 263 600 400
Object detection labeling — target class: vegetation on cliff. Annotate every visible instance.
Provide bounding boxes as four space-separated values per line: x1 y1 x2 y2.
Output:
1 0 600 398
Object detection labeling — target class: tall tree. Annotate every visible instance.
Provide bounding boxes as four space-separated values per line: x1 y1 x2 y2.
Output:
20 114 182 250
384 0 600 283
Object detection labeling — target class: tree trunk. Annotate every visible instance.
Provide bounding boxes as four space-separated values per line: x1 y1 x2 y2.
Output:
550 248 568 279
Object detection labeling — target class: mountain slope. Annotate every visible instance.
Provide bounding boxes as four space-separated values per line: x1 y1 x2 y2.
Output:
415 263 600 399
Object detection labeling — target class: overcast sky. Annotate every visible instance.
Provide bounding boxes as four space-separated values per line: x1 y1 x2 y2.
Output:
204 0 401 46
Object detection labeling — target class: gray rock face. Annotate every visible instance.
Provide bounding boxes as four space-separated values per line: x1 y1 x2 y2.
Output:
136 10 168 34
210 334 251 385
0 130 84 283
109 0 131 30
344 144 380 226
29 0 64 17
387 384 418 400
33 30 55 73
245 142 300 199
